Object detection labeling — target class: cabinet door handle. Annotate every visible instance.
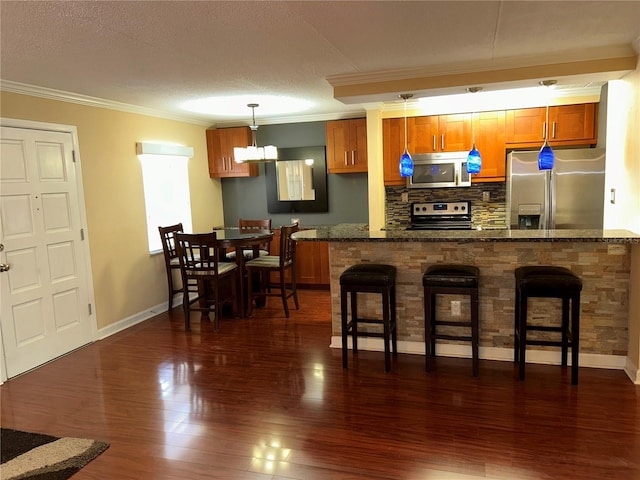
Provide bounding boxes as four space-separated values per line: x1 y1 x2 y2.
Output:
351 151 355 165
441 134 445 150
552 122 557 139
344 151 348 166
432 135 436 151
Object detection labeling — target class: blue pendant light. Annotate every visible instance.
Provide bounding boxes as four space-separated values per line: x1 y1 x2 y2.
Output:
538 139 555 170
538 80 556 170
467 142 482 174
399 93 413 177
466 87 482 174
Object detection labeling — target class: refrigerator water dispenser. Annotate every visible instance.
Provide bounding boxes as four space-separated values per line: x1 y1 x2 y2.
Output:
517 204 541 229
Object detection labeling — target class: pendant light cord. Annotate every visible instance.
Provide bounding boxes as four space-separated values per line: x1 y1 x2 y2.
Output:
403 98 408 153
248 103 259 147
399 93 412 153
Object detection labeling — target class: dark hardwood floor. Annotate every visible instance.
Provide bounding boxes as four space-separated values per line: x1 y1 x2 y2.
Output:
2 289 639 479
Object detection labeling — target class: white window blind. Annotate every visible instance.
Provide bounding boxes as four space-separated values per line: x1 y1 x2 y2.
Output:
140 154 192 253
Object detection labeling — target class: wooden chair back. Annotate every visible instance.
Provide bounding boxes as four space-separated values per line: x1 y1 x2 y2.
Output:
158 223 183 264
158 223 184 309
175 232 238 331
280 223 299 267
239 218 272 251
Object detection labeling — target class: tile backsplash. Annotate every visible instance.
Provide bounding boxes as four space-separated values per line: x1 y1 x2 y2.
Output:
385 183 507 229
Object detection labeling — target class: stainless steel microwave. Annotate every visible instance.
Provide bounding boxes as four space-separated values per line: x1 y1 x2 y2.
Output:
407 151 471 188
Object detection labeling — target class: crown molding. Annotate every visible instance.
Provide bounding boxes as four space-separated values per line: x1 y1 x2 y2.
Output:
0 80 213 126
0 79 368 127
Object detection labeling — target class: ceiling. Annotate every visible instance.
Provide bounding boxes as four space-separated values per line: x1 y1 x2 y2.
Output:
1 1 639 127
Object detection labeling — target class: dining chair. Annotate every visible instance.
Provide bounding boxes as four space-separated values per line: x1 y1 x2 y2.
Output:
226 218 272 261
158 223 184 310
176 232 239 331
245 223 300 318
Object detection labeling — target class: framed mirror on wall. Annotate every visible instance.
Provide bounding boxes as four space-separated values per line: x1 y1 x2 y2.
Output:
265 146 328 213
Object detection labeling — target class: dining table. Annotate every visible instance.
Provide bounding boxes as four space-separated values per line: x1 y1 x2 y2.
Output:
213 228 274 318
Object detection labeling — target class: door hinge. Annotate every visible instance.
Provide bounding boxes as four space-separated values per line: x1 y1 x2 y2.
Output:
72 150 76 163
88 303 92 315
80 228 85 241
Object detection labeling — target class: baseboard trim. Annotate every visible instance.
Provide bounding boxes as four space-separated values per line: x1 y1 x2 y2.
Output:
624 357 640 384
97 294 186 339
330 336 628 371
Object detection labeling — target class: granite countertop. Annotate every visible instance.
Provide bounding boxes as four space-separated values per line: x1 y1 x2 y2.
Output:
291 224 640 243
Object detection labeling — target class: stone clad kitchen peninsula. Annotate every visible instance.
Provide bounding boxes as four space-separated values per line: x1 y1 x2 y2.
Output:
292 226 640 383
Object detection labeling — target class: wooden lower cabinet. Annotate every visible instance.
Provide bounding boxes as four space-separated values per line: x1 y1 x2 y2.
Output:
269 229 329 287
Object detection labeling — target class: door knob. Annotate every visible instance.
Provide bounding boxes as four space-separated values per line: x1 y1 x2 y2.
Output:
0 263 10 272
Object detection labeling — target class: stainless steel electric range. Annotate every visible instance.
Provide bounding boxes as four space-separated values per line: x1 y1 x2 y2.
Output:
407 201 472 230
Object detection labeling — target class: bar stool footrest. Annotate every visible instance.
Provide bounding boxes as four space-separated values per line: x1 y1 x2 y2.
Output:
435 320 473 328
526 339 573 347
434 334 473 342
526 325 564 332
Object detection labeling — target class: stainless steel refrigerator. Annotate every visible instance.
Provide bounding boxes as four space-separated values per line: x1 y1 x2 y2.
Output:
506 148 606 230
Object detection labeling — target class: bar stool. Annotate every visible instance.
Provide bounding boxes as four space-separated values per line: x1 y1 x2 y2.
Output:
340 263 397 372
514 266 582 385
423 264 480 376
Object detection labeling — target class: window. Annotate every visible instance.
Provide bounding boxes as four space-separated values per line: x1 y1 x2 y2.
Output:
139 154 192 253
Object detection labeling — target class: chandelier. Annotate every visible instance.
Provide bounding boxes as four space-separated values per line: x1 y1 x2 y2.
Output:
233 103 278 163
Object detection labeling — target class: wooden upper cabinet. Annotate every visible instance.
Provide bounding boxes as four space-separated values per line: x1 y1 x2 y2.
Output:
382 117 406 186
505 107 547 144
505 103 597 146
548 103 597 143
472 110 506 183
326 118 368 173
409 114 472 153
206 127 259 178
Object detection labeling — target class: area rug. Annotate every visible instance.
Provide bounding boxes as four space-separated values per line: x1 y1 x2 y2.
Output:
0 428 109 480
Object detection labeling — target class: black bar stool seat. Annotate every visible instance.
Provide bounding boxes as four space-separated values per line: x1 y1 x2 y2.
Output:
340 264 397 372
514 266 582 385
423 264 480 376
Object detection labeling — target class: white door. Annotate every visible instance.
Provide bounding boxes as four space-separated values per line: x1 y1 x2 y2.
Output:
0 126 94 378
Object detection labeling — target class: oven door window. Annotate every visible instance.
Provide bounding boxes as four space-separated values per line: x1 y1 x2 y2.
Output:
412 163 455 185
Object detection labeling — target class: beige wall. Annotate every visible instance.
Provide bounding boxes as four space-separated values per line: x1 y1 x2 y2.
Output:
0 91 223 329
620 57 640 381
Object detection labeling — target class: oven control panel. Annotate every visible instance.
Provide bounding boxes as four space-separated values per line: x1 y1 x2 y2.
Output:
411 201 470 216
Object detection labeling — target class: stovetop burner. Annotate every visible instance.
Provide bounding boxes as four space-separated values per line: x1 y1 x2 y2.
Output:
408 201 472 230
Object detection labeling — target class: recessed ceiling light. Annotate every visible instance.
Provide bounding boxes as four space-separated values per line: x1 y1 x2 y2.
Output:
181 95 313 117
